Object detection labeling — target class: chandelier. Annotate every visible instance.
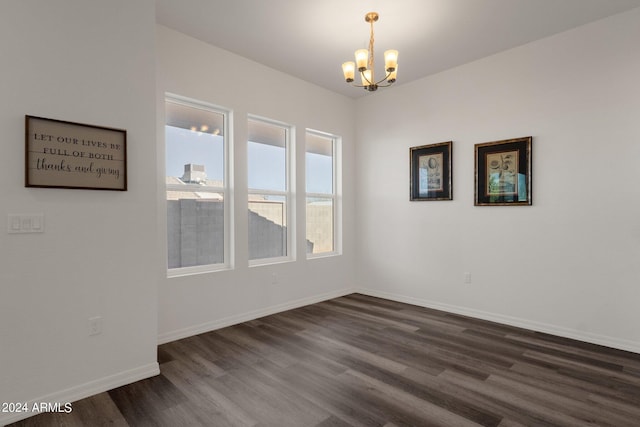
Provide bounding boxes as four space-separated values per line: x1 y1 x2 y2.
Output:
342 12 398 92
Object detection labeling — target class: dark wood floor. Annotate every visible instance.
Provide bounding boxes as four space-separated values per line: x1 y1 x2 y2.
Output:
10 294 640 426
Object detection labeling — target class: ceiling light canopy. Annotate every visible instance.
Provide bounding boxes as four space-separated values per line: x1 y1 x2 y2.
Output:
342 12 398 92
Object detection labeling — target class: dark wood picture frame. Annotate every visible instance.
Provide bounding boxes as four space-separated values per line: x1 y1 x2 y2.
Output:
474 136 531 206
25 115 127 191
410 141 452 201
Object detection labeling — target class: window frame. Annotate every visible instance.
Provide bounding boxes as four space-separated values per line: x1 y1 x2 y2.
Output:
305 129 341 259
247 115 295 267
165 93 233 277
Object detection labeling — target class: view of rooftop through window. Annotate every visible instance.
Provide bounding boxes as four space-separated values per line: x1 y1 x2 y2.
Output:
165 126 223 182
166 128 332 193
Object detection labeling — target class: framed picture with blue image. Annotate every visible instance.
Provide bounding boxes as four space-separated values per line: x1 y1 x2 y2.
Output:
474 136 532 206
409 141 452 201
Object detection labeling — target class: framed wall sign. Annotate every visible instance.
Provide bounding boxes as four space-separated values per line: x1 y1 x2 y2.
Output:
25 115 127 191
410 141 452 201
475 136 531 206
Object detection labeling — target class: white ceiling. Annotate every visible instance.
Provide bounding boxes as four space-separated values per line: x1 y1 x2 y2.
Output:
155 0 640 98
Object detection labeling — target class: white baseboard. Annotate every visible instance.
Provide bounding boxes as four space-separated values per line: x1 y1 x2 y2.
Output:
157 287 354 345
0 362 159 426
356 288 640 355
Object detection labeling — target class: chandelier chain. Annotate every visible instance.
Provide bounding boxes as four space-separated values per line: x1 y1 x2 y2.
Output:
368 19 375 83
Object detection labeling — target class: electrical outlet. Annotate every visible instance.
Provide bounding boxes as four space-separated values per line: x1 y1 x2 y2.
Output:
89 316 103 336
271 273 278 285
464 272 472 284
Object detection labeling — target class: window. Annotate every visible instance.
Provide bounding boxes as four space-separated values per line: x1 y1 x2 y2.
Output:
247 116 294 264
306 130 340 256
165 95 231 275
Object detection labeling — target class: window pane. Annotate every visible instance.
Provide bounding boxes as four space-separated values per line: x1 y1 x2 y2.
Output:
306 197 334 254
248 119 286 191
306 130 339 258
166 101 224 185
167 192 224 268
166 97 227 270
249 195 287 260
306 133 333 194
247 117 292 263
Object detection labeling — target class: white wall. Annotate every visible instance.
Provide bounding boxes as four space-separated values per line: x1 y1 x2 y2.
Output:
156 26 357 343
0 1 159 423
356 8 640 353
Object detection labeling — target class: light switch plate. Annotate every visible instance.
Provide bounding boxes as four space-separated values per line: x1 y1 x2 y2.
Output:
7 214 44 233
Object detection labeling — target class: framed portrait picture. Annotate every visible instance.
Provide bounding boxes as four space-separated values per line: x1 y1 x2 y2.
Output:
410 141 452 201
474 136 531 206
25 115 127 191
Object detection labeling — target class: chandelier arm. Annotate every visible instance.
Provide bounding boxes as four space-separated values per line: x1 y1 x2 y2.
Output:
372 70 395 86
362 70 374 85
349 70 395 89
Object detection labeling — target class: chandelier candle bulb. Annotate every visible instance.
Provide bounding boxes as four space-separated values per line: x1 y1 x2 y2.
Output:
384 50 398 72
342 62 355 82
361 69 373 85
355 49 369 71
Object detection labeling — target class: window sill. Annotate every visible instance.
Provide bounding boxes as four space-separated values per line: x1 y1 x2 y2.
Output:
167 264 231 278
306 252 341 261
248 256 294 268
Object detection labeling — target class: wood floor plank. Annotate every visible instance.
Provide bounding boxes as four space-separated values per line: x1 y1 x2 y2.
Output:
439 370 588 427
487 373 632 427
160 360 258 427
107 373 188 426
342 369 484 427
269 359 385 426
225 361 331 425
505 332 640 370
338 355 502 426
7 294 640 426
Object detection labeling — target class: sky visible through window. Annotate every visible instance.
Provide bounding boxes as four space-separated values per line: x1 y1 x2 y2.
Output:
166 125 332 193
166 126 223 181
